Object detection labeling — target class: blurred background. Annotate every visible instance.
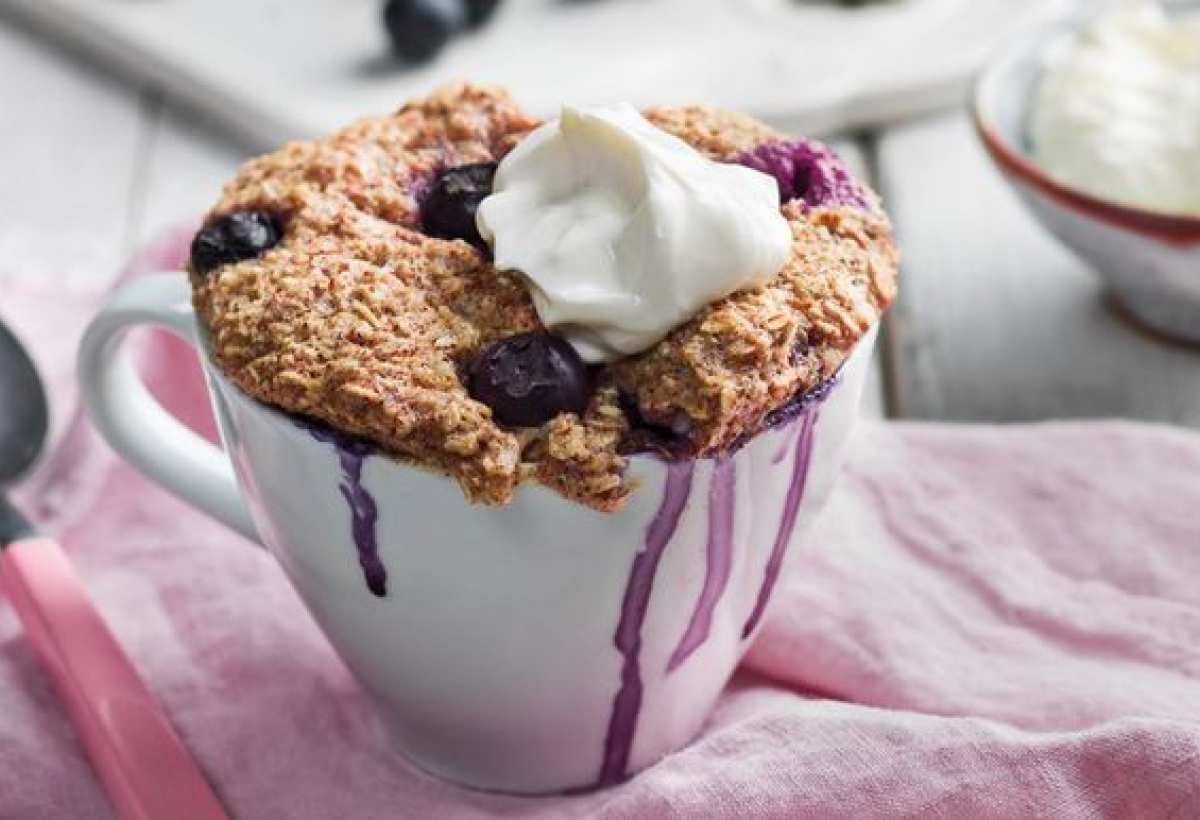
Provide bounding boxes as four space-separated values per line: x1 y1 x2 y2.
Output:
2 0 1198 429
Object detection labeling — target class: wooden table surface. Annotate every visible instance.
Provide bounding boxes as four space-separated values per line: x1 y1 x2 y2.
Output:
3 13 1199 428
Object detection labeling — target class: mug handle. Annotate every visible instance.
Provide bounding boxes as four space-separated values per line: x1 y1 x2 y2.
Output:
78 273 260 544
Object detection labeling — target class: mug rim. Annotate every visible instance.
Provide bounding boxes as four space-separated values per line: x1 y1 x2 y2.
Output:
196 321 877 486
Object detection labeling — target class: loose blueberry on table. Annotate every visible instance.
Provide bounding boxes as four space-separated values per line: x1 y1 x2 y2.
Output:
467 332 591 427
190 210 282 275
419 163 497 249
382 0 504 64
463 0 502 28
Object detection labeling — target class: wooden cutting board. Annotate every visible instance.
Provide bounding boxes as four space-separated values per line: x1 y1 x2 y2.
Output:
0 0 1077 147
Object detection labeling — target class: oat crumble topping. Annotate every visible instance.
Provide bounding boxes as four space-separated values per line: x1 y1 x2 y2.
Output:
190 83 899 511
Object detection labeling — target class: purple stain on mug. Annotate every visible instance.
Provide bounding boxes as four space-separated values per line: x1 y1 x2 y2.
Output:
767 377 838 463
666 458 737 673
598 461 694 787
725 377 837 456
771 422 802 465
764 376 838 431
303 421 388 598
742 404 822 640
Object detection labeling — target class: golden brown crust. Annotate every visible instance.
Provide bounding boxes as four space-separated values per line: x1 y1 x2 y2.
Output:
191 83 898 511
610 204 898 454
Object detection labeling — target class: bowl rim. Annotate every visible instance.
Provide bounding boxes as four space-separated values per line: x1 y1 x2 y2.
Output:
971 15 1200 247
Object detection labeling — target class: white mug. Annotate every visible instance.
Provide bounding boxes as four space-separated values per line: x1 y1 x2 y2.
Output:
79 273 875 794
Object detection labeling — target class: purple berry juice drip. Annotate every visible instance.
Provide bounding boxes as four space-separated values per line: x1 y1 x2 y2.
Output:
764 375 838 432
771 422 802 465
598 461 695 787
304 423 388 597
741 403 822 640
667 458 737 673
735 138 870 211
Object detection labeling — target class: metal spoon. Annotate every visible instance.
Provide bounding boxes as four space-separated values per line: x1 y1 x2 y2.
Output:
0 321 47 540
0 317 228 820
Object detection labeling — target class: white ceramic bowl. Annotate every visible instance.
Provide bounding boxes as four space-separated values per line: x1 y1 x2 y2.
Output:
973 8 1200 343
79 273 876 794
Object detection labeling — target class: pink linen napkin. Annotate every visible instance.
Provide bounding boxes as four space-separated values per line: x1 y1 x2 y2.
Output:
2 234 1200 819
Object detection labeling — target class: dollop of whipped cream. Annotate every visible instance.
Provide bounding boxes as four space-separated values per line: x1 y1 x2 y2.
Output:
475 104 792 363
1031 2 1200 217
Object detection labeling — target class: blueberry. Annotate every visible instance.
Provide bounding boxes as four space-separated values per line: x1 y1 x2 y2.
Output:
190 210 282 276
467 332 591 427
383 0 464 63
618 391 694 455
464 0 501 28
420 163 497 248
734 139 869 210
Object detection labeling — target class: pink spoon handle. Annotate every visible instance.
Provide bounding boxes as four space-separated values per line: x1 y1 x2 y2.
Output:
1 537 228 820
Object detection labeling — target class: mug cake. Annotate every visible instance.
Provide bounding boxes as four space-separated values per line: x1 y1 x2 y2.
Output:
188 83 898 514
135 82 904 791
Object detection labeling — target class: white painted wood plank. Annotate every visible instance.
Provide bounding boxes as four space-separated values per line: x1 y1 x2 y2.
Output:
130 99 249 251
0 16 150 436
829 137 888 421
876 113 1200 427
0 0 1072 150
0 15 144 290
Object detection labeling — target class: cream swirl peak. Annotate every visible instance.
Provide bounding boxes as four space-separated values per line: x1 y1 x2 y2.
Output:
476 104 793 364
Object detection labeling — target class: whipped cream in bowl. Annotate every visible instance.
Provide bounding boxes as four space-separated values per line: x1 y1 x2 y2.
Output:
974 0 1200 342
1030 1 1200 218
476 104 793 363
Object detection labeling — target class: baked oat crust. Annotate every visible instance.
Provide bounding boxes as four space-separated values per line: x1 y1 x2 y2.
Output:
191 83 898 511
